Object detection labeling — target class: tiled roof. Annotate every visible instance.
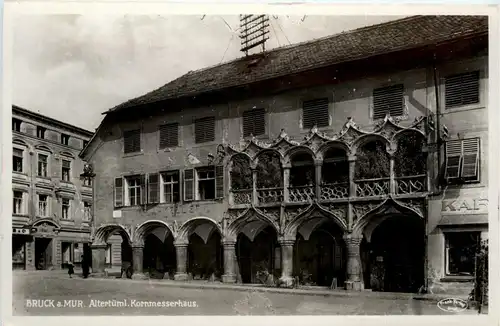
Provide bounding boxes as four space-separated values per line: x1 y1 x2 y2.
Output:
107 15 488 113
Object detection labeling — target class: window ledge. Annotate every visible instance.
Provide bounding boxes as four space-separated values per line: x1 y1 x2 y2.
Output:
440 276 474 283
60 219 75 224
123 152 144 158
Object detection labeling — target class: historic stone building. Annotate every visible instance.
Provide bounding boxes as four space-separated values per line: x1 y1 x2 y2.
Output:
12 105 94 270
81 15 488 294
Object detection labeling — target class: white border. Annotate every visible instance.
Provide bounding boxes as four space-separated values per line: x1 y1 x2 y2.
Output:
2 3 499 326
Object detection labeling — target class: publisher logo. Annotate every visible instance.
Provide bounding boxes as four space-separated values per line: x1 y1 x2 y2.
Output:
437 298 468 313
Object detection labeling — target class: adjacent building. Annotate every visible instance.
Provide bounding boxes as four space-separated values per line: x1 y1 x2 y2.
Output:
81 15 488 294
12 105 94 270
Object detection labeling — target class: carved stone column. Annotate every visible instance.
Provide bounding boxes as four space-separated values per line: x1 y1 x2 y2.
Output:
91 244 107 276
348 155 356 198
283 164 291 203
314 159 322 200
279 239 295 287
389 151 396 195
174 243 189 281
343 233 363 291
131 246 147 279
222 240 237 283
252 168 258 206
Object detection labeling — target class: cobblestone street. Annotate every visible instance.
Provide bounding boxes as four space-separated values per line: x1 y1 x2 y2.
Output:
13 272 479 316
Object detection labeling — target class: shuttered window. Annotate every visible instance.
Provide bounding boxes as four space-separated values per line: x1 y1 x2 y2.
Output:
114 177 123 207
184 169 195 201
148 173 160 204
373 84 404 119
195 117 215 143
124 129 141 153
159 123 179 148
445 71 480 109
445 138 480 182
302 98 329 129
243 108 266 137
215 165 224 198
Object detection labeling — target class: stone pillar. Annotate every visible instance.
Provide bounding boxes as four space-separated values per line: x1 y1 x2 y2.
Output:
348 156 356 198
389 152 396 195
283 165 291 203
25 238 36 270
252 168 258 206
279 239 295 287
174 243 189 281
91 244 107 276
344 234 363 291
222 240 237 283
131 246 147 279
315 160 322 200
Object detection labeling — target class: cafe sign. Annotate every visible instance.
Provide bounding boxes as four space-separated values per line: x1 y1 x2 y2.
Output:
442 198 488 214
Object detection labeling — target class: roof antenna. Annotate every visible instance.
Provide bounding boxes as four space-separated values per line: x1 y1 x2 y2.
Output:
239 14 270 56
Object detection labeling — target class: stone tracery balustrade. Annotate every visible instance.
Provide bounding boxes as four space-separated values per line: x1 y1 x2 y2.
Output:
320 183 349 200
231 189 253 205
355 178 390 197
395 175 427 195
288 185 315 203
257 187 284 204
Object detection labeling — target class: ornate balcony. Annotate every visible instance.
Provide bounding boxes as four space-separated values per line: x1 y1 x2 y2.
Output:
355 178 390 197
257 187 283 205
395 175 427 195
289 185 315 203
320 183 349 200
231 189 253 205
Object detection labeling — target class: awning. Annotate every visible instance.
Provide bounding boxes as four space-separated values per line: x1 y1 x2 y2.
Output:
438 214 488 226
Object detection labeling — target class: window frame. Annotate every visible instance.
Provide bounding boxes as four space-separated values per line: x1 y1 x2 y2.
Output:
122 175 146 207
61 198 71 220
36 126 47 139
123 129 142 154
242 108 266 138
61 159 72 182
160 170 180 204
83 201 92 221
444 137 481 183
37 153 49 178
159 123 179 149
13 147 24 173
301 97 330 130
61 134 70 146
194 116 216 144
13 190 24 215
38 194 49 217
444 70 481 110
12 118 22 132
372 83 406 120
444 231 480 277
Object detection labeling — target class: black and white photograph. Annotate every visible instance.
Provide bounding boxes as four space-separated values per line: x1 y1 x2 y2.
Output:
2 3 498 322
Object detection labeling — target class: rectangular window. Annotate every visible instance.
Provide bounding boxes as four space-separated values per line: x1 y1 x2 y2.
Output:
83 177 92 187
37 126 46 139
159 123 179 148
194 116 215 143
38 194 48 217
197 167 216 200
445 71 480 109
445 232 479 276
445 138 480 182
184 169 195 201
123 129 141 154
373 84 404 119
302 98 329 129
13 191 23 215
83 202 92 221
61 134 70 145
38 154 48 177
125 175 145 206
161 171 180 203
61 198 70 220
13 148 23 173
243 108 266 137
114 177 123 207
61 160 71 182
12 118 22 132
148 173 160 204
106 244 111 264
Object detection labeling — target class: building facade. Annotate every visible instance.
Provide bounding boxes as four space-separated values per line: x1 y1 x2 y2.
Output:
12 105 94 270
81 16 488 294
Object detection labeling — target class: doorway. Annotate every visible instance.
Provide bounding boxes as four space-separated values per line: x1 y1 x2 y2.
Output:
35 238 53 270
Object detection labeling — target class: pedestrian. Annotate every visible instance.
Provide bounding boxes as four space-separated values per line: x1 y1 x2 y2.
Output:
81 255 90 279
67 260 75 278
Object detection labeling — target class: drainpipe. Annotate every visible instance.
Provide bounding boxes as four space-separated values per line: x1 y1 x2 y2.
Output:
432 52 443 196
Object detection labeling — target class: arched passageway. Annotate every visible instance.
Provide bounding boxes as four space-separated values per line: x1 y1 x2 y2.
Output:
188 232 223 280
143 232 176 279
294 220 346 287
92 225 133 278
366 214 425 293
236 226 279 284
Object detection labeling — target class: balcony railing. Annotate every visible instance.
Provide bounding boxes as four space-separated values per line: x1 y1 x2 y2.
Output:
257 187 283 204
320 182 349 200
395 175 427 195
231 189 253 205
355 178 390 197
289 185 315 203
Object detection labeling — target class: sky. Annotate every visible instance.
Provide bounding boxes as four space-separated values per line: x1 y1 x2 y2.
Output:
12 15 405 131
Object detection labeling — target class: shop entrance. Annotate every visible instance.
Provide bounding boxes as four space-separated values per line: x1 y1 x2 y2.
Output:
35 237 53 270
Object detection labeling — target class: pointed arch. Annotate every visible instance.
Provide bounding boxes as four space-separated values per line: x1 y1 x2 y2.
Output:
352 134 391 155
176 217 222 244
226 207 279 241
285 145 316 163
93 224 132 246
254 148 285 166
317 140 351 158
134 220 174 246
